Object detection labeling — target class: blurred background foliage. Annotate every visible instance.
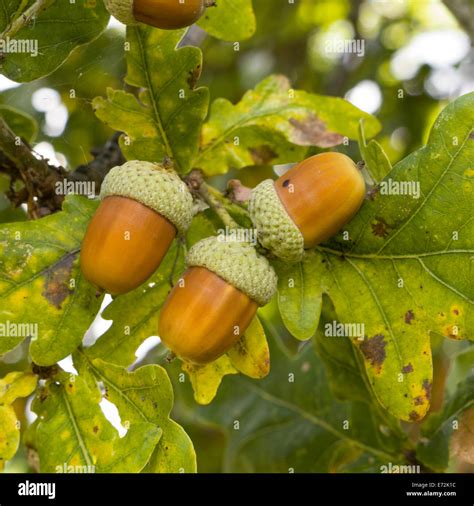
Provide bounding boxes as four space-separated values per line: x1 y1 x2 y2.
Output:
0 0 471 172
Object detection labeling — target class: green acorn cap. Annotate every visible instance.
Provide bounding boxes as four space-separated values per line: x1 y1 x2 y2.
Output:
100 161 193 235
186 236 277 307
104 0 137 25
249 179 304 263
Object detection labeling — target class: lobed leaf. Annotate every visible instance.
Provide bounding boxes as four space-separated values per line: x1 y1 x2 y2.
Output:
0 195 103 366
197 0 256 42
32 372 161 473
196 74 381 175
0 0 110 82
80 358 196 473
293 92 474 422
93 26 209 173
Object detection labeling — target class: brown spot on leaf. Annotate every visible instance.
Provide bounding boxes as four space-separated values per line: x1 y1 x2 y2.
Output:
367 186 380 200
414 396 424 406
404 310 415 324
469 131 474 140
289 115 344 147
402 363 414 374
422 379 432 401
42 252 76 309
249 145 277 165
359 334 386 369
93 426 99 433
409 411 420 421
371 217 391 238
453 308 459 315
187 64 201 90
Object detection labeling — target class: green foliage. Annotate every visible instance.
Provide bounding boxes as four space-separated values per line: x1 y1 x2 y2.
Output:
0 0 110 82
93 26 209 173
196 74 381 175
274 255 322 341
75 357 196 473
358 119 392 183
0 195 103 365
0 105 37 142
170 331 408 472
0 371 37 470
198 0 256 42
417 376 474 471
279 93 474 422
32 371 161 472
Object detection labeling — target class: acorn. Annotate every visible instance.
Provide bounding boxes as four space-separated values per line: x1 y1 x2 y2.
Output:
104 0 208 29
249 152 366 262
158 236 277 364
81 161 193 295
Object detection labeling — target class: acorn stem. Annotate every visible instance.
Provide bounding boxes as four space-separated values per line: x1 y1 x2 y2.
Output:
168 240 183 288
199 182 241 230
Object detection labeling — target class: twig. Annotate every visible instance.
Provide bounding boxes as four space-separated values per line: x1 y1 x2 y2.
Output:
0 125 124 215
0 0 54 40
199 181 241 230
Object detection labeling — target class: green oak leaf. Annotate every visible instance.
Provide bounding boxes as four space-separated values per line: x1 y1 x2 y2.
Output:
0 371 37 405
170 331 407 472
198 0 256 41
417 375 474 471
0 195 103 366
289 92 474 422
313 297 371 404
32 372 161 473
0 371 37 467
358 119 392 184
0 0 110 82
274 256 322 341
196 74 381 175
93 26 209 173
0 404 18 467
227 317 269 379
182 316 271 404
182 354 238 406
0 105 37 142
78 357 196 473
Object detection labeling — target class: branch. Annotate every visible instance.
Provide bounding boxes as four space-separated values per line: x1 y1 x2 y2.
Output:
0 0 54 40
0 120 124 216
67 132 125 190
0 117 65 217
